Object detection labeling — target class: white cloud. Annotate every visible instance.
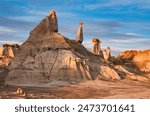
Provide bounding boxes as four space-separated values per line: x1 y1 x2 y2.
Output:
108 38 147 43
26 10 47 16
25 9 77 17
83 39 122 55
125 33 141 36
83 0 136 10
0 26 16 34
9 9 77 24
83 38 150 56
82 0 150 10
9 16 42 22
0 40 22 45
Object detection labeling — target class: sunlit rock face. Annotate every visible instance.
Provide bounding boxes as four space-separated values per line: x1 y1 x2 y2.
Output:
133 50 150 72
5 10 124 86
0 44 20 66
114 50 150 72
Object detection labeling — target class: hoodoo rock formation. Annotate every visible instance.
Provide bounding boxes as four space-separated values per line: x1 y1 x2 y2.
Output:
0 44 20 66
102 47 111 61
5 11 124 86
92 38 101 55
75 22 84 44
48 10 58 32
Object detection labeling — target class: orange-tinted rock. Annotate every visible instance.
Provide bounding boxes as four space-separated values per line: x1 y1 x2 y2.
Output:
0 48 3 58
92 38 101 43
114 50 150 72
133 50 150 72
0 44 20 66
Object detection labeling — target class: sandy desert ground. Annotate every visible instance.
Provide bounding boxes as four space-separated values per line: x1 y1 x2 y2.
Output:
1 66 150 99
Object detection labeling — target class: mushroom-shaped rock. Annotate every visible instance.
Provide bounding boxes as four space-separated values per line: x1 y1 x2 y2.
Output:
75 22 84 44
92 38 101 55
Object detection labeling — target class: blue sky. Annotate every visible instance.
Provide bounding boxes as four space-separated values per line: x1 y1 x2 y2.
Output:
0 0 150 55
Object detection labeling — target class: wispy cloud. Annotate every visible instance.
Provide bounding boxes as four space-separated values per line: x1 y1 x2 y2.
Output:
0 0 149 54
83 39 126 56
83 0 150 10
0 17 35 30
124 33 141 36
25 9 47 16
8 15 43 23
108 38 147 43
0 40 22 45
83 0 132 10
25 9 77 18
0 26 16 34
83 38 150 56
0 40 22 47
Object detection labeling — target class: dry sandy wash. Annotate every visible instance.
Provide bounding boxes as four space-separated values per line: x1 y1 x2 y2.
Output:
1 75 150 99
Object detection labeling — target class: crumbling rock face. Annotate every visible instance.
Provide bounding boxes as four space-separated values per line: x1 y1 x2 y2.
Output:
114 65 150 82
0 67 8 84
99 66 120 80
7 49 91 84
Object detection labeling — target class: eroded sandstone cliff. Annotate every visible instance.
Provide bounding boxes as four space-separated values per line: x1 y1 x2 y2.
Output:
5 11 122 86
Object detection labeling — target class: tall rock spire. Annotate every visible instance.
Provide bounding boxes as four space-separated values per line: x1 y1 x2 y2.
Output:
75 22 84 44
48 10 58 32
